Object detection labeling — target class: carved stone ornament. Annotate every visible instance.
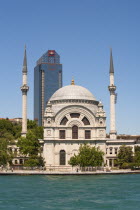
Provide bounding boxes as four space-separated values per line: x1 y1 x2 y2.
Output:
99 118 104 126
99 130 104 137
47 130 51 136
47 118 51 124
46 107 51 112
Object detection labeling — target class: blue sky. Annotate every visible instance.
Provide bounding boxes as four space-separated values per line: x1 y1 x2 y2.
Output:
0 0 140 135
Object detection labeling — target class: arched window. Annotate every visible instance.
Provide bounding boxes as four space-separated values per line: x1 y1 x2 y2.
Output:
72 125 78 139
20 159 23 165
15 160 18 165
60 117 68 125
60 150 66 165
82 117 90 125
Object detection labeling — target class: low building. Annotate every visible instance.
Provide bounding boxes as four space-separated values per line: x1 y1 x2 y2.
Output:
0 118 22 124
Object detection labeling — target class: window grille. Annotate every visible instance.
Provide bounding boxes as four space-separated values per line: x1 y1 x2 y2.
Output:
72 125 78 139
82 117 90 125
85 130 91 139
59 130 65 139
70 113 80 118
110 148 113 154
60 117 68 125
115 148 118 154
60 150 66 165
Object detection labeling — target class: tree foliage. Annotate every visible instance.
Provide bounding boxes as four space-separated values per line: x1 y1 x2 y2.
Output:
0 119 17 165
17 122 44 167
0 138 13 166
27 120 43 139
69 144 104 167
24 155 45 167
69 154 79 166
17 131 40 156
135 146 140 153
0 119 22 139
133 146 140 166
116 145 133 168
0 119 44 167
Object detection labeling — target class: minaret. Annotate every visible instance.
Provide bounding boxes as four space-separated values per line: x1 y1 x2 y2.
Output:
108 49 117 139
21 46 29 137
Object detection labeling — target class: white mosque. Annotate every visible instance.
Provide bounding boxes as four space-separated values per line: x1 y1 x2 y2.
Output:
20 48 138 170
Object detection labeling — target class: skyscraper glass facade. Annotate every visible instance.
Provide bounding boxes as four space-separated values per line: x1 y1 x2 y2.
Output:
34 50 62 125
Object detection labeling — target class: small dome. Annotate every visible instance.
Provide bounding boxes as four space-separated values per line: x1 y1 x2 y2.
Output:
50 85 96 101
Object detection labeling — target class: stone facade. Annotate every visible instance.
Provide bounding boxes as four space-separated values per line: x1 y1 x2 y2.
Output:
41 82 137 171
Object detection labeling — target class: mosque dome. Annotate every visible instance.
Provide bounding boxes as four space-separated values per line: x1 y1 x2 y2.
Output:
50 81 96 101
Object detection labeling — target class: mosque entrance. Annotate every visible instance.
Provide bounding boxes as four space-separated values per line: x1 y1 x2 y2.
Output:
60 150 66 165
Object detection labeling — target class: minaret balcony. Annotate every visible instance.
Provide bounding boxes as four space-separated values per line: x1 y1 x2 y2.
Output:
21 85 29 92
108 85 116 92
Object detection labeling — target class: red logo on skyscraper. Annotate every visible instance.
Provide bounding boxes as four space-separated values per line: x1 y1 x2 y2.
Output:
48 50 55 56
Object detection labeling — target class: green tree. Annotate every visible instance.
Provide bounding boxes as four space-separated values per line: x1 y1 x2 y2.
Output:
68 154 79 166
133 146 140 166
13 124 22 139
32 126 43 139
24 155 44 167
117 145 133 168
0 119 16 166
0 139 13 166
69 144 104 167
27 120 43 139
0 118 43 165
0 119 22 140
27 120 37 130
0 119 14 136
135 146 140 153
0 119 43 166
17 131 39 156
17 130 44 167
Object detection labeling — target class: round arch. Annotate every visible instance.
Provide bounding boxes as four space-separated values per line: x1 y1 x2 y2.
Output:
55 105 96 126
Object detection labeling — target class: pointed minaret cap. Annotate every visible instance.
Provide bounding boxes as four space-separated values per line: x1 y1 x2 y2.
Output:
71 78 75 85
22 45 27 73
109 48 114 74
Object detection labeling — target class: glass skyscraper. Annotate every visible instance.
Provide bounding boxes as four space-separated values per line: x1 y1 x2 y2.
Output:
34 50 62 125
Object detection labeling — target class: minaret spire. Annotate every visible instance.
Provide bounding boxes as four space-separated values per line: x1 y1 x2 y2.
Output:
21 46 29 137
108 49 117 139
23 45 27 73
110 48 114 73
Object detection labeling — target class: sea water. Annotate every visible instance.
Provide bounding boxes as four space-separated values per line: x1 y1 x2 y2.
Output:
0 174 140 210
